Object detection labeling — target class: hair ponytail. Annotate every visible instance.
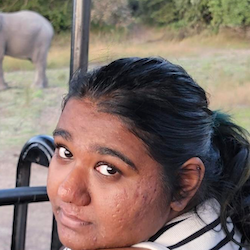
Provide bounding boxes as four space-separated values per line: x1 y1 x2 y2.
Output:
211 111 250 242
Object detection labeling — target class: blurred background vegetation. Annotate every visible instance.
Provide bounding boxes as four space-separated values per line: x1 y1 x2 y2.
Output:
0 0 250 35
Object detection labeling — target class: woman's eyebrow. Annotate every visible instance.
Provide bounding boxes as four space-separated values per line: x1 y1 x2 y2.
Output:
95 146 137 171
53 128 72 141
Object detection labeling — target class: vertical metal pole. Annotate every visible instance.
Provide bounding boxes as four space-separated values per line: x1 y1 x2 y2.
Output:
70 0 91 81
11 160 31 250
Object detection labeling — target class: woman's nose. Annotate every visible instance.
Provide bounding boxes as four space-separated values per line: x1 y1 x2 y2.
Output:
58 166 91 206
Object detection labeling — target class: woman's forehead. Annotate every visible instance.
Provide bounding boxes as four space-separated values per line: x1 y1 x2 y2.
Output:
57 98 151 157
60 98 126 132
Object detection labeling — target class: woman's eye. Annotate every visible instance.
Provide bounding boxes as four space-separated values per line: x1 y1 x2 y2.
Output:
95 163 119 176
57 146 73 159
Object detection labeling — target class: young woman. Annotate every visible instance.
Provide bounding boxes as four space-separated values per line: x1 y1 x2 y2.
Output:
47 57 250 250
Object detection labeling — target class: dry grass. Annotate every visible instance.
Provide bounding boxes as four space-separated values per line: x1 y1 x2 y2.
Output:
1 28 250 149
209 81 250 108
4 28 250 70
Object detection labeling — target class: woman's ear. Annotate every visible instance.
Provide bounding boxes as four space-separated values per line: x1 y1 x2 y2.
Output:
170 157 205 212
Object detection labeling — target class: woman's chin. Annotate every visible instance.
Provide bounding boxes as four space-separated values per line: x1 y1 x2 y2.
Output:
57 224 98 250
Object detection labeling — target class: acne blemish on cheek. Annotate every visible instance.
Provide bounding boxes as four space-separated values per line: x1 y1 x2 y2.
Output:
55 209 60 217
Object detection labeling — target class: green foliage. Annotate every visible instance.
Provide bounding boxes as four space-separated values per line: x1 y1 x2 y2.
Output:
209 0 250 31
135 0 177 25
131 0 211 29
0 0 250 33
91 0 133 29
132 0 250 33
180 0 211 26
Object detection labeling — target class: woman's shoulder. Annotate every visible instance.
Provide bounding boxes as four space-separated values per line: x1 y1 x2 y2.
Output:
133 199 247 250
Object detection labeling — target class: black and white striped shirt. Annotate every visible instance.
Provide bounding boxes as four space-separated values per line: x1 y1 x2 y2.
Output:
133 199 249 250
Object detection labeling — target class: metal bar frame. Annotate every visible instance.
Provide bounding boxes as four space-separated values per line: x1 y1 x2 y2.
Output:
0 186 48 206
70 0 91 79
1 135 62 250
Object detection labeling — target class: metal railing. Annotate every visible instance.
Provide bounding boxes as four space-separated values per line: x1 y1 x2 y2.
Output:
0 135 62 250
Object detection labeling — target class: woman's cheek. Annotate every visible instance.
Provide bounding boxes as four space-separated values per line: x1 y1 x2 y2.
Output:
47 159 64 207
47 168 56 203
111 184 152 222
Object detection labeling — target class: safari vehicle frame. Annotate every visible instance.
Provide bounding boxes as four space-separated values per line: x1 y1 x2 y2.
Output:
0 1 91 249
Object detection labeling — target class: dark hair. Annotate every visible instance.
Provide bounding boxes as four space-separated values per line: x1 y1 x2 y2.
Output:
64 57 250 243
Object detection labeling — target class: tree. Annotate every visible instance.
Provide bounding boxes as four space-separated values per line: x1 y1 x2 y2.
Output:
209 0 250 31
91 0 133 29
128 0 211 29
135 0 177 26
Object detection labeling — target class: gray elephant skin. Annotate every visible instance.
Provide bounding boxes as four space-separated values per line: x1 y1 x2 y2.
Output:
0 10 54 90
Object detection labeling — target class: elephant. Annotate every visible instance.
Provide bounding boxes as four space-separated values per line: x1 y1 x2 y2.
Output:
0 10 54 90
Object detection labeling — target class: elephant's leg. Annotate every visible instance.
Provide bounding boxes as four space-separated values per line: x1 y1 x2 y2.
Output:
0 52 8 90
32 50 49 88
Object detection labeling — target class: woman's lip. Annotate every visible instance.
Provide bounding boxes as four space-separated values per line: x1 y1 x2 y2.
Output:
58 207 92 230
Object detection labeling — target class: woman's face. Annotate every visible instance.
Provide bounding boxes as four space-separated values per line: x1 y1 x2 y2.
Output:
47 98 171 250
